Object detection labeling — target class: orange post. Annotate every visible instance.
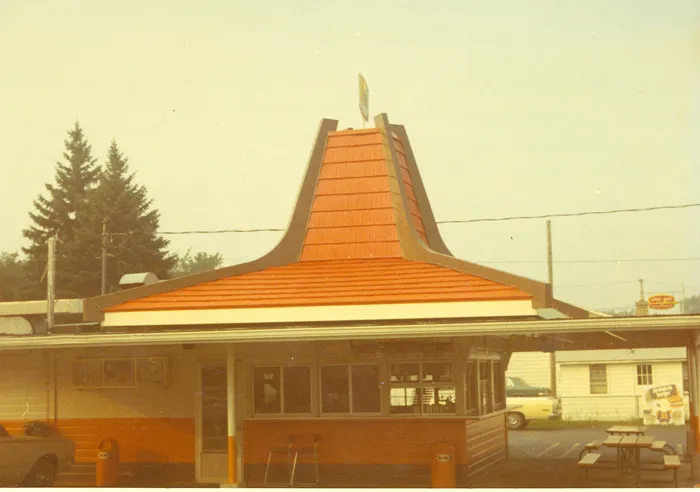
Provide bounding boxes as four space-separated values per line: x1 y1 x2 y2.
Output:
96 439 120 487
431 441 456 488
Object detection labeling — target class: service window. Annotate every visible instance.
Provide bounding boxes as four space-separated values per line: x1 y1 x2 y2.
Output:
465 361 479 416
493 361 505 411
320 364 381 414
479 361 493 415
253 366 312 415
390 361 456 415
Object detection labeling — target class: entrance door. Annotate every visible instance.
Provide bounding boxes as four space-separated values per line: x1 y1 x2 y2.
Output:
197 364 228 483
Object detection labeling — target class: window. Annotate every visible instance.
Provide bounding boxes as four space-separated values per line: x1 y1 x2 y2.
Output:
465 361 479 416
201 366 227 452
493 361 505 411
636 364 653 386
589 364 608 394
320 364 381 414
253 366 311 415
479 361 493 414
390 362 455 415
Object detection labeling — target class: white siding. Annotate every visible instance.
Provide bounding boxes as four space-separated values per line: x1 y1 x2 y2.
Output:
560 361 686 421
0 350 48 422
559 363 638 420
506 352 551 388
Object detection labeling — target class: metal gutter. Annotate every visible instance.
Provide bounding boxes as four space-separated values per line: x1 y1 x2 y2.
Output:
0 315 698 351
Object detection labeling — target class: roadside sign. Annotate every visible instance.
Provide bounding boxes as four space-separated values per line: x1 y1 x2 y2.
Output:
648 294 676 310
358 73 369 122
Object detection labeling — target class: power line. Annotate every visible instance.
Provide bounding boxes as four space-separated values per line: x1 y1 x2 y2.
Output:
156 202 700 235
436 203 700 225
476 257 700 265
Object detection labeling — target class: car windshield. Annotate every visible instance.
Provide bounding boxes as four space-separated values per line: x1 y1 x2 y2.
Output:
509 377 529 386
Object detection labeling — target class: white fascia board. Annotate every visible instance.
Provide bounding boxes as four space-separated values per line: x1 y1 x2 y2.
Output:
102 300 538 328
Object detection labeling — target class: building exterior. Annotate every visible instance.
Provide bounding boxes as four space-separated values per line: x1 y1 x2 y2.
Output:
557 348 689 423
2 114 698 487
1 114 590 487
508 348 689 423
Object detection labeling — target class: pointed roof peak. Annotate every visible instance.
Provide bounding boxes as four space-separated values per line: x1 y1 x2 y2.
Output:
84 113 553 321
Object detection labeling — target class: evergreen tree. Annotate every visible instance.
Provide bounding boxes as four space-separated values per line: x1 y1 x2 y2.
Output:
0 251 30 301
171 249 224 277
22 123 99 299
63 141 176 296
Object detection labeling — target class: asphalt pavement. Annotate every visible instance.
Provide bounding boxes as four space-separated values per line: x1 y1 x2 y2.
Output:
509 425 688 459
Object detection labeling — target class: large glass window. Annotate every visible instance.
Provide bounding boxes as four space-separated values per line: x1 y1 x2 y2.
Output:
253 366 312 414
320 364 381 414
390 361 455 415
201 366 227 452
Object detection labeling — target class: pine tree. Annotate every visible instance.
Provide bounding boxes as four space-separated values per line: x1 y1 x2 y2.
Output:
63 141 176 296
22 123 99 299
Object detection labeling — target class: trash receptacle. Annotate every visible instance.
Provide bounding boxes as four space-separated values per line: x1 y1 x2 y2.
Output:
431 441 456 488
96 439 120 487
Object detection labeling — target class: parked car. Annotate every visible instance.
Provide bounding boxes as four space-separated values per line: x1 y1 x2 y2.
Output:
0 422 75 487
506 376 560 430
506 376 552 397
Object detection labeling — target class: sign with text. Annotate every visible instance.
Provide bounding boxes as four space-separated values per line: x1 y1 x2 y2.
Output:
648 294 676 310
642 383 685 426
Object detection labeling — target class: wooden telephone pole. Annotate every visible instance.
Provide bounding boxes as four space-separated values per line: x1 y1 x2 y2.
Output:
101 218 109 295
546 220 557 397
47 237 56 332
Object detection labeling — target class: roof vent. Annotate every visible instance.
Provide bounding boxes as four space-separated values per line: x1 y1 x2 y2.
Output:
119 272 159 289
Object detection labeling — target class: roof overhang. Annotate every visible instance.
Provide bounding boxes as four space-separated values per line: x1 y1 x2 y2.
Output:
0 299 83 316
1 314 698 352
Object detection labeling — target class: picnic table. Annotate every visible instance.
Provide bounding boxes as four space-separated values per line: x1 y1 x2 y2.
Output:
605 425 646 436
603 435 654 477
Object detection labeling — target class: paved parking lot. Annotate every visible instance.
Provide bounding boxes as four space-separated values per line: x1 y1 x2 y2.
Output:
469 425 695 488
509 425 688 459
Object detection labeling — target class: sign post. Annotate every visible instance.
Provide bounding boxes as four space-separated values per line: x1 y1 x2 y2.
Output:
358 73 369 128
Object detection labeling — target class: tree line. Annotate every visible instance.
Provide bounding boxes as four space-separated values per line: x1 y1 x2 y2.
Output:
0 123 223 301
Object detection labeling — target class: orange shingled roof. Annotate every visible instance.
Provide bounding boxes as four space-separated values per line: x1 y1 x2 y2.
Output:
301 129 428 261
86 114 551 320
104 259 531 312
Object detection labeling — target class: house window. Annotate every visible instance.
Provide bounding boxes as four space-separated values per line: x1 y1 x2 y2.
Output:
493 361 505 411
636 364 653 386
390 362 456 415
589 364 608 394
465 361 479 416
253 366 312 415
320 364 381 414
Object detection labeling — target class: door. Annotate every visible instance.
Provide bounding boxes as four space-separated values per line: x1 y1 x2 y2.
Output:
197 364 228 483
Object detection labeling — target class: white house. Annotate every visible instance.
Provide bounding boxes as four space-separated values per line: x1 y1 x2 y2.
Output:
508 348 690 422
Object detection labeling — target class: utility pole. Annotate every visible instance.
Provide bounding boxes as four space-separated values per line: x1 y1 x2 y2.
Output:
681 282 686 314
101 218 108 295
546 220 557 397
47 237 56 333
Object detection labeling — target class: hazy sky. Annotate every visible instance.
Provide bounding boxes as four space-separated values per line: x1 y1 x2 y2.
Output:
1 0 698 312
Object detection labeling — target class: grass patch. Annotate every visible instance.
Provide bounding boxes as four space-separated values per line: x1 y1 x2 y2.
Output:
524 418 644 430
